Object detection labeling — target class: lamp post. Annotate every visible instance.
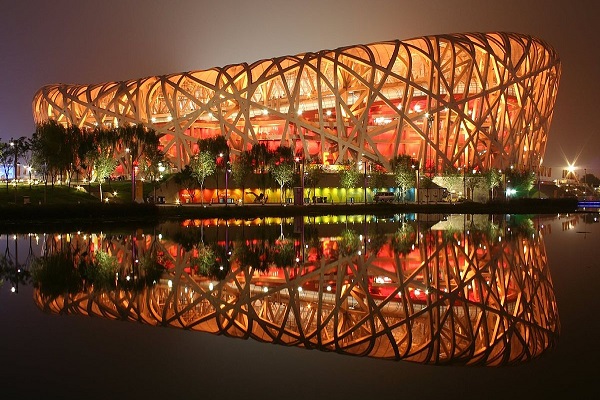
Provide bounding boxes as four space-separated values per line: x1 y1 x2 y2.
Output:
363 159 368 204
225 153 230 207
412 162 419 204
126 148 135 202
10 138 17 203
295 156 306 205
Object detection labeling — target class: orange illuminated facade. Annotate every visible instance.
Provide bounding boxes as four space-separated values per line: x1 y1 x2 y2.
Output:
33 32 560 173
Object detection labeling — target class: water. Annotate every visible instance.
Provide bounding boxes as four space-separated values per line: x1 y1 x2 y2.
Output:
1 212 599 399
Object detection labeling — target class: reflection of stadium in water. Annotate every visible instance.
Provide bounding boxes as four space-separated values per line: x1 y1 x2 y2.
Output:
33 214 559 366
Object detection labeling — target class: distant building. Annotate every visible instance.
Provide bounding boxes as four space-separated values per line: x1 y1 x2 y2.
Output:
33 32 560 174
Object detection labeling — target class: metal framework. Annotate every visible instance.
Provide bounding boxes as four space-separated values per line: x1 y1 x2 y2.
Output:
33 32 560 173
34 216 559 366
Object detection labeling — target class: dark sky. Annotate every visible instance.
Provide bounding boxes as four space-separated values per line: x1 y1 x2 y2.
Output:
1 0 598 178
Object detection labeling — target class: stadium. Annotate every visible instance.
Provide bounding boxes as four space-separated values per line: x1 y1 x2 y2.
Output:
33 32 560 176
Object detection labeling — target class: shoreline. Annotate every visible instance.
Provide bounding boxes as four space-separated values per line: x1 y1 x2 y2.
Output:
0 198 582 230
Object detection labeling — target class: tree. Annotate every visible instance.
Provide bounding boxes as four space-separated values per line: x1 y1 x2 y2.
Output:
94 149 118 202
199 136 230 195
31 120 69 188
0 141 13 192
249 143 273 192
270 146 295 203
464 169 482 200
391 155 418 202
189 151 216 204
173 165 197 204
231 151 253 205
303 162 324 201
505 169 535 198
139 145 169 201
339 161 360 204
484 168 502 200
119 124 160 169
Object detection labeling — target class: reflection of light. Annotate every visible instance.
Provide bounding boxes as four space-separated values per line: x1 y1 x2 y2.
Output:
209 282 214 291
326 285 332 291
263 286 268 293
167 280 173 288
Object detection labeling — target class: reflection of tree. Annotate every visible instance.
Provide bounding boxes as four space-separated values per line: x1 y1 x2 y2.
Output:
339 229 360 256
171 227 204 251
30 250 84 298
367 226 387 254
507 215 536 237
391 224 416 255
190 243 216 275
233 240 270 272
272 238 295 267
83 250 118 290
191 243 231 280
304 224 323 259
137 252 165 286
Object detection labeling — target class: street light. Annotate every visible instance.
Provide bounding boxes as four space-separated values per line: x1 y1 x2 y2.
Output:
412 162 419 204
225 154 230 207
363 159 368 204
126 147 135 202
10 138 18 203
295 156 306 205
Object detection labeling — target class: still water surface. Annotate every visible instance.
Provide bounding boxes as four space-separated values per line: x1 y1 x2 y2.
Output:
1 213 599 399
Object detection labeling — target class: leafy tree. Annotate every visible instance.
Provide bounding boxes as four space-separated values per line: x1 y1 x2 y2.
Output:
118 124 161 179
303 162 324 201
31 120 69 187
464 168 482 200
94 149 118 202
139 145 169 201
443 165 463 189
173 165 198 203
231 151 253 204
339 161 360 204
367 163 387 191
199 136 230 193
270 146 295 203
189 151 216 204
248 143 273 192
582 173 600 187
0 141 13 192
391 155 418 202
484 168 503 200
505 169 536 198
64 124 81 186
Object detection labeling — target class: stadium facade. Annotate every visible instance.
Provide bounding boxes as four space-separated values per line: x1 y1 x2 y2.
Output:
32 32 560 174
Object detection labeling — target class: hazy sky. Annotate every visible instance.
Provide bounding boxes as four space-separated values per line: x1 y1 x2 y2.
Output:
1 0 598 177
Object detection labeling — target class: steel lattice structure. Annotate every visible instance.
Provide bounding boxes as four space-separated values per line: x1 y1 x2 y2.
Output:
34 217 559 366
32 32 560 172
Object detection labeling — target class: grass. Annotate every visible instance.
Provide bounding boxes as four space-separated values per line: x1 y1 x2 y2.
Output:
0 180 137 205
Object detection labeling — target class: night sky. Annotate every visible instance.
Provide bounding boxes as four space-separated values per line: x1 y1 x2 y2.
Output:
1 0 598 178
